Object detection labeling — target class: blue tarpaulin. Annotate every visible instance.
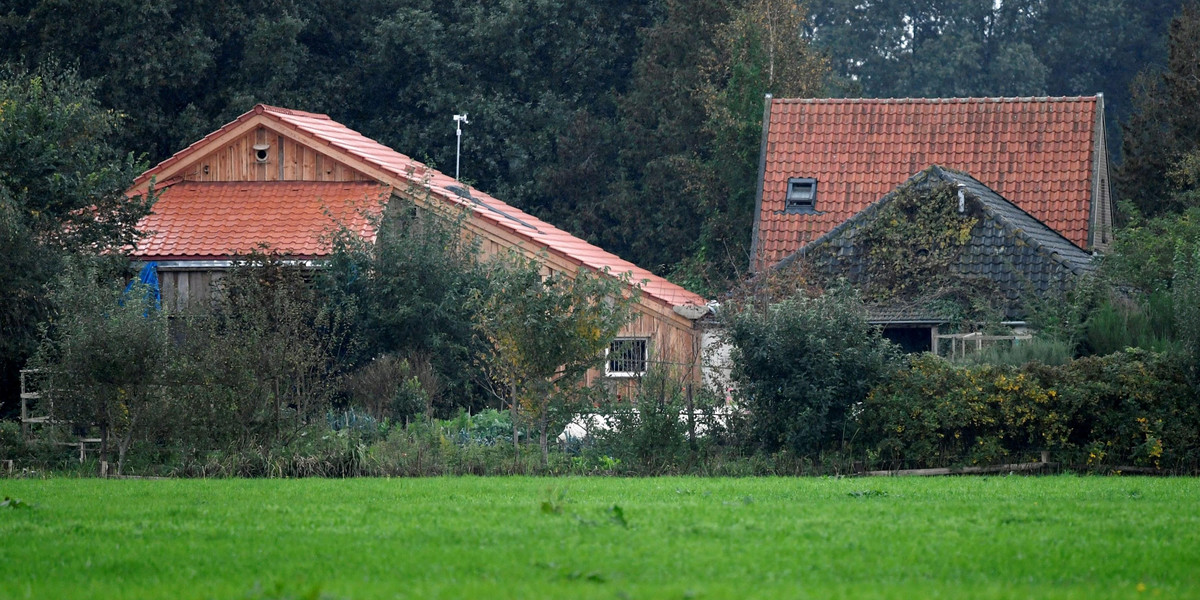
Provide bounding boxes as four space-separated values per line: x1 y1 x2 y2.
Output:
123 262 161 312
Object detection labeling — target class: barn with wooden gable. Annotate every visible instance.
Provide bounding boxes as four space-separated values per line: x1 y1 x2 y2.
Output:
125 104 711 384
751 96 1115 271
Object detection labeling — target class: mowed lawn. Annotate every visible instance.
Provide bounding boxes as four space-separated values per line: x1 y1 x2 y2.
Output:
1 476 1198 599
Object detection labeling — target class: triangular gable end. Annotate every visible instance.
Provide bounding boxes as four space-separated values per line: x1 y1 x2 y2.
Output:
129 109 376 192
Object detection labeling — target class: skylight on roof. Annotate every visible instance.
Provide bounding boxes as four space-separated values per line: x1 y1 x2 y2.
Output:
786 178 817 213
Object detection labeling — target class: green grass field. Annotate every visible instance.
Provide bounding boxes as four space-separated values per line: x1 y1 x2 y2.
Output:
1 476 1197 599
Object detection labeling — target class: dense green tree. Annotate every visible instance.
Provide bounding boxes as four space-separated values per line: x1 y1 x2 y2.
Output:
1118 2 1200 218
3 0 1186 306
807 0 1182 135
349 1 654 211
321 194 493 416
808 0 1047 98
594 0 732 276
685 0 828 293
0 64 153 415
177 254 355 450
590 0 828 293
724 286 900 455
1 0 227 156
30 259 170 475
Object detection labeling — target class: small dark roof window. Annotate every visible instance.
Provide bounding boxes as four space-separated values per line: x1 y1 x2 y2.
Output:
786 178 817 213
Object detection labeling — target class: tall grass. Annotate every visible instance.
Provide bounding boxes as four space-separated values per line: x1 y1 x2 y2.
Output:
959 336 1075 367
1085 291 1177 355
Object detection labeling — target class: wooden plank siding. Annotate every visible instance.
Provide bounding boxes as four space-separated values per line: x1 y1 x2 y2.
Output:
159 270 222 313
175 126 373 184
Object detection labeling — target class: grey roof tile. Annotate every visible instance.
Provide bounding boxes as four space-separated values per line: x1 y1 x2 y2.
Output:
779 166 1095 319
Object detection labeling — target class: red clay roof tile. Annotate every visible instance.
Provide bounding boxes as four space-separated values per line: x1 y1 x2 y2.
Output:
134 181 386 260
755 97 1100 269
131 105 706 309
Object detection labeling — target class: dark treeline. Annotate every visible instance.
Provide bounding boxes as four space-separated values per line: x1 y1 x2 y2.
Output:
810 1 1183 120
0 0 1183 288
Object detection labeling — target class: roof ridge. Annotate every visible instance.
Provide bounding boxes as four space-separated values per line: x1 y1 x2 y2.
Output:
265 112 708 307
169 180 382 185
257 104 332 120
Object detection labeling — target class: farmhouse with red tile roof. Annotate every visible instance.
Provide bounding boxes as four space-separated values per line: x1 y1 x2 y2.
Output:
127 104 709 383
751 96 1115 271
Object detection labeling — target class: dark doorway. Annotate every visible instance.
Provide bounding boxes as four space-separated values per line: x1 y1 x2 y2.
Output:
881 326 933 353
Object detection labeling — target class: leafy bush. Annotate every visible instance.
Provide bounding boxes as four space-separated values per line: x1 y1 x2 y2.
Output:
473 250 636 467
1083 292 1176 356
326 408 386 444
861 350 1200 471
30 259 171 474
0 422 27 462
861 354 1070 467
724 286 901 455
0 65 154 412
1174 244 1200 381
343 354 435 422
1102 207 1200 295
321 194 491 416
173 254 355 451
1043 349 1200 469
587 367 693 473
442 409 517 447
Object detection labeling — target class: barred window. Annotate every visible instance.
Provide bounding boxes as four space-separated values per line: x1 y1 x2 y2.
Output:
606 338 647 377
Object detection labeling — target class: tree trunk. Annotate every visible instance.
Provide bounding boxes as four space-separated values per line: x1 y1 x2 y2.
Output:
273 378 282 446
116 412 139 477
117 436 130 476
98 425 109 471
510 382 520 461
539 410 549 470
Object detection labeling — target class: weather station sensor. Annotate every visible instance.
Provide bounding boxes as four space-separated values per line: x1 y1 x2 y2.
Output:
453 113 469 180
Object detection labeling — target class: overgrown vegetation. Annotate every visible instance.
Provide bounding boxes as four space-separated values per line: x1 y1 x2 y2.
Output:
723 286 901 456
473 251 637 467
10 196 648 475
321 193 490 416
841 179 979 302
29 260 169 475
0 64 154 417
862 350 1200 471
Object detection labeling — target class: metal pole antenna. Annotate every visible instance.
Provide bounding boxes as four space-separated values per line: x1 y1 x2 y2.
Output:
454 113 469 180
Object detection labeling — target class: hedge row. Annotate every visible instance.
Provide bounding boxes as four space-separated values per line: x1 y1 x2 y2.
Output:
859 349 1200 471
